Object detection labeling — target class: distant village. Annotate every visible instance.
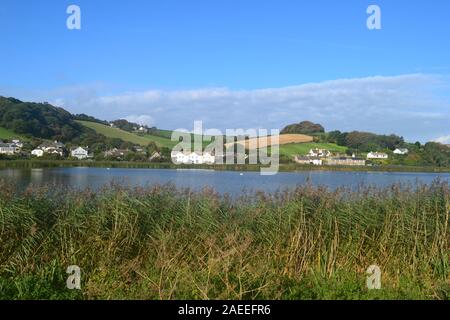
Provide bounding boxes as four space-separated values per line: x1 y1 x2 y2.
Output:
168 148 409 166
0 136 411 167
294 148 408 166
0 137 219 164
0 139 163 162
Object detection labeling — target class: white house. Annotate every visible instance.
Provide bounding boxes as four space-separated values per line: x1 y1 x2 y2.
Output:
295 156 322 166
171 151 189 164
46 148 64 156
202 152 215 164
393 148 409 155
189 152 204 164
367 152 389 159
326 157 366 166
38 141 65 157
0 142 18 155
71 147 89 160
11 140 24 149
31 149 44 157
149 151 161 162
308 148 331 158
171 151 215 165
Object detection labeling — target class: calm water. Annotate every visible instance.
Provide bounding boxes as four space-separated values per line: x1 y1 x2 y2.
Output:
0 167 449 195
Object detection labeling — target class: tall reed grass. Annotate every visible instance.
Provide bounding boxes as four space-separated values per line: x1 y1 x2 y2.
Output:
0 181 448 299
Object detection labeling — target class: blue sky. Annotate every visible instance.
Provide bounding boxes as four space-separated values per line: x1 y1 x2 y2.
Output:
0 0 449 142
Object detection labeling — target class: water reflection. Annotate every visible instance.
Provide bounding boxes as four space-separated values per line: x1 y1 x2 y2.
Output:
0 167 449 196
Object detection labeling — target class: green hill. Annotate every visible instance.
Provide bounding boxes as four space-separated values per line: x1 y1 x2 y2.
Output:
78 121 217 149
77 121 177 148
0 97 84 142
0 127 28 141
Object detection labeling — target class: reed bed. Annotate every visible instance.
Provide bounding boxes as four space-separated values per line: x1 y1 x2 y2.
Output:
0 181 448 300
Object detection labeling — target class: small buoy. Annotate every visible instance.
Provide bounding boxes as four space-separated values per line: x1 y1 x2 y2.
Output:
106 168 110 170
240 173 244 176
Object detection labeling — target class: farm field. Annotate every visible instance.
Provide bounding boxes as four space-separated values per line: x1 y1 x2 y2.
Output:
0 127 28 141
226 134 314 150
77 121 177 148
79 121 221 149
279 142 348 157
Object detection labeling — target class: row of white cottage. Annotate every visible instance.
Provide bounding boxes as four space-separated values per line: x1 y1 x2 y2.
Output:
309 149 408 160
297 148 409 166
308 148 409 160
171 151 215 165
367 148 409 159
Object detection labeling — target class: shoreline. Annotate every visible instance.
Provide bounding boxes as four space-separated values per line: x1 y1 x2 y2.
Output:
1 159 450 173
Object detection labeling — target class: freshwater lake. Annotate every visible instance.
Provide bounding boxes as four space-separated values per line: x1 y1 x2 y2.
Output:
0 167 449 195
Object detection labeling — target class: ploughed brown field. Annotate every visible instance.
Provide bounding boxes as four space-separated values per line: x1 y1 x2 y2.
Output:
225 134 314 150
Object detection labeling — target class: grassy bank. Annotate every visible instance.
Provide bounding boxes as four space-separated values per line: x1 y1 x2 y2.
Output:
77 120 177 148
0 127 28 141
1 159 450 173
279 142 347 157
0 182 448 300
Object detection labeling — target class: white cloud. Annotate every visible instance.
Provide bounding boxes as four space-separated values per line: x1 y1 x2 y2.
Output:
435 135 450 144
3 74 450 143
124 115 154 127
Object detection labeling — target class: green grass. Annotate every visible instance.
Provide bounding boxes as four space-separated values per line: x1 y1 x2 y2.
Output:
150 128 174 139
279 142 348 157
0 127 28 141
77 120 177 148
0 181 448 300
78 121 212 149
78 120 346 156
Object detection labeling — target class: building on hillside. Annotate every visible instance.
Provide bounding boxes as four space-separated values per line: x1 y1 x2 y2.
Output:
308 148 331 158
45 147 64 156
149 152 161 162
202 152 215 164
367 152 388 160
132 126 148 134
326 157 366 166
171 151 215 165
38 141 65 157
171 151 188 164
0 142 19 155
11 140 24 149
39 141 65 150
294 156 322 166
393 148 409 155
31 149 44 157
189 152 204 164
104 148 130 159
134 146 147 154
71 146 90 160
